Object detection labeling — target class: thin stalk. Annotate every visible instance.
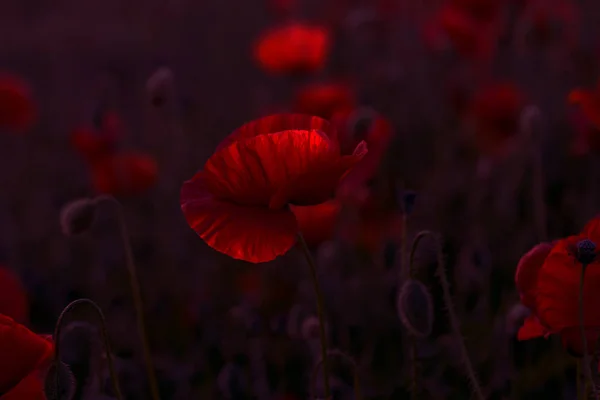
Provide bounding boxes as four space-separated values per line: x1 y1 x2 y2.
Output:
53 299 123 400
298 233 331 399
95 195 161 400
578 263 598 400
403 214 419 399
310 349 362 400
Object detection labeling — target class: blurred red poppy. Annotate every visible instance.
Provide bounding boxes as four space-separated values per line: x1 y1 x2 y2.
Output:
0 315 53 395
0 74 36 133
330 108 393 156
293 82 355 120
180 114 367 263
268 0 295 16
468 81 525 157
1 371 45 400
70 111 123 164
569 83 600 132
516 217 600 355
0 267 28 325
450 0 500 22
91 152 158 196
254 23 330 76
291 200 340 247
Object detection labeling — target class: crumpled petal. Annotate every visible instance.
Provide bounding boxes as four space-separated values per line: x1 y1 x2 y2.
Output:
517 315 550 341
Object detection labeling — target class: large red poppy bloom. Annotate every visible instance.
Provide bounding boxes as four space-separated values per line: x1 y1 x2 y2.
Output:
293 82 355 120
0 73 36 133
91 152 158 196
0 267 28 325
254 23 331 76
0 315 53 395
180 114 367 263
70 111 122 164
516 217 600 355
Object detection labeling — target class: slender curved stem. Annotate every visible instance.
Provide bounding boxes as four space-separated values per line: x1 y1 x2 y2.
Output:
412 230 485 400
53 299 123 400
95 195 161 400
298 233 331 399
578 263 598 400
311 349 361 400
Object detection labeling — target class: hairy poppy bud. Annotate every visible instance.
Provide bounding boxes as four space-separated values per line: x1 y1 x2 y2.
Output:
59 198 97 236
44 361 76 400
396 279 434 338
146 67 175 107
576 239 597 265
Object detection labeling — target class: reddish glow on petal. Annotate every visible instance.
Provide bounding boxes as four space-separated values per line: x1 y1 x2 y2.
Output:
216 113 337 152
515 242 554 309
568 88 600 130
91 153 158 196
180 176 297 263
0 74 36 133
517 315 550 341
559 326 600 356
254 23 330 75
291 200 341 247
0 315 53 394
0 372 45 400
582 215 600 242
293 82 356 119
0 267 28 325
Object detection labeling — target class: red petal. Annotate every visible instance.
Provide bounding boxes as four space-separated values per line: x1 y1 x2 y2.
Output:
515 242 554 309
91 153 158 196
181 175 297 263
202 130 341 207
216 114 338 152
0 74 36 133
0 372 45 400
0 315 53 394
291 200 340 247
293 82 356 120
517 315 550 341
0 267 28 325
559 326 600 356
581 215 600 242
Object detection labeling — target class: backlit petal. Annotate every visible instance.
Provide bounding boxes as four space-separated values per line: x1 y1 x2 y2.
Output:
515 242 554 309
517 315 550 341
291 200 340 247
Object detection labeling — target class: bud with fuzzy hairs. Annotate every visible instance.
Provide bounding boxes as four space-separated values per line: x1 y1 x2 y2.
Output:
59 198 97 236
396 279 434 338
44 361 76 400
146 67 175 108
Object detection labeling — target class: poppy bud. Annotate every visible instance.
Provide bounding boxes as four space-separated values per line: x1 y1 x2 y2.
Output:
146 67 175 107
576 239 597 265
44 361 76 400
59 198 97 236
396 279 434 338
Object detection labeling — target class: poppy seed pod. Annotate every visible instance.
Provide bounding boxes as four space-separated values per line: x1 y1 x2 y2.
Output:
396 279 434 338
43 361 76 400
146 67 175 107
59 198 97 236
576 239 597 265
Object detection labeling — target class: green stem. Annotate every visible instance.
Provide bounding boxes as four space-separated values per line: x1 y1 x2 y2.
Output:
53 299 123 400
95 195 161 400
578 263 598 400
298 233 331 399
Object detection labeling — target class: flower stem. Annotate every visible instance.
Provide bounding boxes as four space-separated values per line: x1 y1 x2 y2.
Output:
402 213 419 398
298 233 331 399
53 298 123 400
578 263 598 400
311 349 362 400
96 195 161 400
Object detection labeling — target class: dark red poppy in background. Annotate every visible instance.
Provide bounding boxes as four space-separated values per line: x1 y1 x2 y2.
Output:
180 114 367 263
516 218 600 355
330 108 393 156
450 0 500 22
569 83 600 132
468 81 525 157
293 82 356 120
254 23 331 75
0 73 36 133
70 111 123 163
0 315 53 395
0 267 28 325
91 152 158 196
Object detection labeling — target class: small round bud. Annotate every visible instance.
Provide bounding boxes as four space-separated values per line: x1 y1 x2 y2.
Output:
59 198 97 236
396 279 434 338
576 239 597 265
44 361 76 400
146 67 175 107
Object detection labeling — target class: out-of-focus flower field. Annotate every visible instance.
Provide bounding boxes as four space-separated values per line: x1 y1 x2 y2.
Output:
2 0 600 399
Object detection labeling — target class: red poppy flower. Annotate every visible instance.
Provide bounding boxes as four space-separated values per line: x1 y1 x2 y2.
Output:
0 315 53 395
291 200 340 247
180 114 367 263
569 83 600 132
70 111 123 163
330 108 393 156
293 82 356 120
434 5 491 59
468 81 525 157
516 217 600 355
0 73 36 133
1 372 45 400
0 267 28 325
254 23 330 75
91 152 158 196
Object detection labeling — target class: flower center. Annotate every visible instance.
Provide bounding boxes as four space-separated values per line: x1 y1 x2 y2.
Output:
576 239 597 265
